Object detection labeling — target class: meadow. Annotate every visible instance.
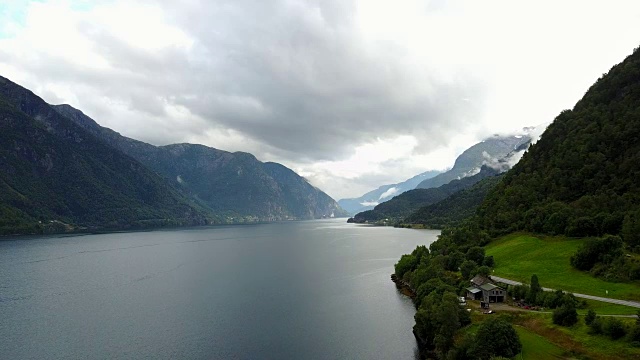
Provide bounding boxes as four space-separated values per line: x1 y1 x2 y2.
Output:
485 234 640 301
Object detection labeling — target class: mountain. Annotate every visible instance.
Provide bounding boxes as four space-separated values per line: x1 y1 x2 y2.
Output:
337 170 441 215
53 104 347 222
0 76 211 235
477 46 640 245
415 135 531 189
402 174 504 228
348 166 501 224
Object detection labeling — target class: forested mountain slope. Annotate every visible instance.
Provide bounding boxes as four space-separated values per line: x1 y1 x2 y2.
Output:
349 166 500 224
54 104 347 222
0 76 210 234
403 174 504 228
478 46 640 248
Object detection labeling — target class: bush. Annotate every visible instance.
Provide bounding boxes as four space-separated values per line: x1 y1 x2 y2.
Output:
602 317 627 340
627 324 640 343
585 309 596 325
589 317 603 335
570 235 623 271
552 295 578 327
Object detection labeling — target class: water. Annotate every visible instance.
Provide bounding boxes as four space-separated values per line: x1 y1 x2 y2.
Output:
0 219 438 359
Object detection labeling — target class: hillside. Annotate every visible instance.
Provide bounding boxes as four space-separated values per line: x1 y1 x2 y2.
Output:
478 46 640 246
54 104 347 222
403 174 504 228
0 77 210 234
348 166 500 224
415 134 530 189
338 170 440 215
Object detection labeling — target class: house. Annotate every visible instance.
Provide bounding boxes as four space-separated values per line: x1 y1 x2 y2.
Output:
466 275 505 303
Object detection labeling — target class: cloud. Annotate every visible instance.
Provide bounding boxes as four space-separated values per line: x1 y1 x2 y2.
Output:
378 187 399 201
0 0 483 162
1 1 640 199
360 201 379 207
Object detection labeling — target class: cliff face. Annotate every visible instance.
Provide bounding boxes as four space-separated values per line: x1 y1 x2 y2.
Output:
53 104 347 222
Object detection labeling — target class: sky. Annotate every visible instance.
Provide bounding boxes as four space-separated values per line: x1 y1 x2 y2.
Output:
1 0 640 200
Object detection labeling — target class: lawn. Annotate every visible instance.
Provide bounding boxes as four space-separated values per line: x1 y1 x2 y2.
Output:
485 233 640 301
514 325 565 360
578 299 639 316
513 313 640 360
550 316 640 359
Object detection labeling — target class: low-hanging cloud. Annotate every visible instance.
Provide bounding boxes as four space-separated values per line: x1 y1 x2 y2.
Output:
3 0 640 199
0 0 483 163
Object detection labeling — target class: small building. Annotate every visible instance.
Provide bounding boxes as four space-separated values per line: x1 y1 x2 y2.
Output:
466 275 505 303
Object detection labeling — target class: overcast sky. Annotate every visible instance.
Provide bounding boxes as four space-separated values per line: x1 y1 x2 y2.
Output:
1 0 640 199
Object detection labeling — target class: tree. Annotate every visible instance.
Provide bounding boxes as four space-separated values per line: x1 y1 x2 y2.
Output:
460 260 478 280
471 317 522 359
530 274 541 293
395 254 417 278
482 255 495 267
466 246 485 265
526 274 542 304
552 295 578 327
585 309 596 325
475 266 491 277
622 210 640 250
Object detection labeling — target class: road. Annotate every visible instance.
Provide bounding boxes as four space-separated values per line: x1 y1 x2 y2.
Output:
490 275 640 309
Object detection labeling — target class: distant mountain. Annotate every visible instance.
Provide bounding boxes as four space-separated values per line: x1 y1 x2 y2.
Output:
54 104 347 222
348 166 501 224
337 170 441 215
402 174 504 228
415 135 531 189
0 76 210 235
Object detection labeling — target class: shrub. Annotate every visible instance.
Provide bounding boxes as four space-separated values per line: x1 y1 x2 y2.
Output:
552 295 578 327
603 317 627 340
585 309 596 325
570 235 623 271
589 317 603 335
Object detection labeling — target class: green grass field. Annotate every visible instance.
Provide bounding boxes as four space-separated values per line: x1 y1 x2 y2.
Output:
485 233 640 301
578 299 639 316
514 325 565 360
550 316 640 359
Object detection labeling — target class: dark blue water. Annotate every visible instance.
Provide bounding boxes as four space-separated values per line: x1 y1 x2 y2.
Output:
0 219 438 359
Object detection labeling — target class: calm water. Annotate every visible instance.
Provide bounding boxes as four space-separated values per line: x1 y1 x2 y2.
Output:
0 219 438 359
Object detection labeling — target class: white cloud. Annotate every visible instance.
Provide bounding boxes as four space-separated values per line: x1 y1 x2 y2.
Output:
1 0 640 200
378 187 399 201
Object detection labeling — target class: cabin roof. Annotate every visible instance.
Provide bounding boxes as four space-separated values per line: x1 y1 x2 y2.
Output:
470 275 492 286
480 283 498 291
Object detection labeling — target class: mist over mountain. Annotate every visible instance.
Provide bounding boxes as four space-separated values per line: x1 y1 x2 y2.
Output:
348 166 501 225
415 134 532 189
337 170 440 215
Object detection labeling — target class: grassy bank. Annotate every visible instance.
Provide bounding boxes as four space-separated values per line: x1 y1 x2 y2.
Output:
514 325 565 360
485 233 640 301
